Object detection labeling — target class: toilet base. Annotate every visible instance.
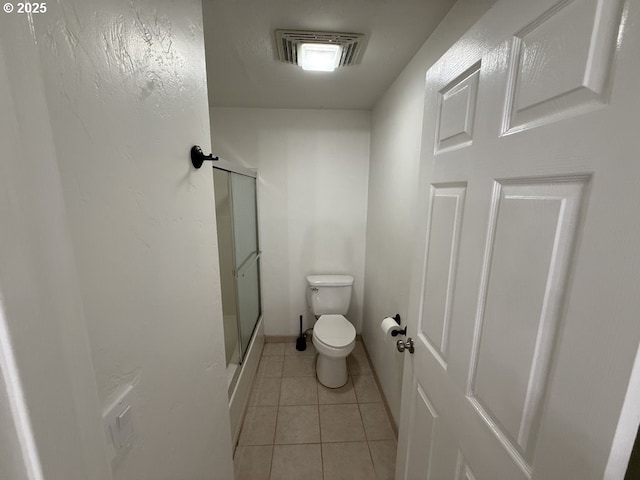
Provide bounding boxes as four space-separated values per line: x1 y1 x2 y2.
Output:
316 354 348 388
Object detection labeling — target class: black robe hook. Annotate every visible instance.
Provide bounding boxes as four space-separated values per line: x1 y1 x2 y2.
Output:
191 145 219 169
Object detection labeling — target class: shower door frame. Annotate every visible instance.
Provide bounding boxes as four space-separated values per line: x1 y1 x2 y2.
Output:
213 160 262 367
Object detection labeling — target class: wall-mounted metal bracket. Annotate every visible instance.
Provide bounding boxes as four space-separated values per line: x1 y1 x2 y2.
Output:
191 145 219 169
390 313 407 337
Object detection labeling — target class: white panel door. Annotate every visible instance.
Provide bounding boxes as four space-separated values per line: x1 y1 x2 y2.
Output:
397 0 640 479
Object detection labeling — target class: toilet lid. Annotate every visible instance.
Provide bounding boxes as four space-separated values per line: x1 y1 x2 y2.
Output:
314 315 356 348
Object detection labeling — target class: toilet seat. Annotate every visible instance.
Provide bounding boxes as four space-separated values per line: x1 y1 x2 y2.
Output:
314 314 356 348
312 315 356 387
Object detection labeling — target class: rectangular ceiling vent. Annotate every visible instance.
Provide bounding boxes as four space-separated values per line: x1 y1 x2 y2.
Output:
275 29 367 67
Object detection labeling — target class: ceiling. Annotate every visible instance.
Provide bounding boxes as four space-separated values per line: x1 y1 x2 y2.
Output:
202 0 458 110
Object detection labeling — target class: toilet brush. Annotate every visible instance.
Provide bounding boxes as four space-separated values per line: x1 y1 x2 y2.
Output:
295 315 307 351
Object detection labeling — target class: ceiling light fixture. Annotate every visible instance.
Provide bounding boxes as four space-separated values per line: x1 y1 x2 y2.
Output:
275 30 367 71
298 43 343 72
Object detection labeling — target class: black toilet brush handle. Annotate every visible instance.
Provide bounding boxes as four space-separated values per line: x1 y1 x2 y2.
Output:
296 315 307 351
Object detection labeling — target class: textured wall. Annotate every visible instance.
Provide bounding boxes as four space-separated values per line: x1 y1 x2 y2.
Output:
29 1 234 478
210 107 370 336
0 13 111 480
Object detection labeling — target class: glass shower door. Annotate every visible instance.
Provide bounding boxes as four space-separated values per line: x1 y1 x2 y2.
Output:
230 173 261 361
214 166 261 395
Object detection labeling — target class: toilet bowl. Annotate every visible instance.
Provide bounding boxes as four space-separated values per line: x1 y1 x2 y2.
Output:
312 314 356 388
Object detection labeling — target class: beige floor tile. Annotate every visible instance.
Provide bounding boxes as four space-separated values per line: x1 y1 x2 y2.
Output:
282 354 316 377
233 445 272 480
347 353 372 375
352 375 383 403
270 444 322 480
359 403 395 440
238 406 277 446
368 440 397 480
319 404 366 442
322 442 375 480
347 341 372 375
352 340 365 353
279 377 318 405
284 340 316 356
249 376 282 407
318 377 357 404
262 343 286 356
274 405 320 444
257 356 284 377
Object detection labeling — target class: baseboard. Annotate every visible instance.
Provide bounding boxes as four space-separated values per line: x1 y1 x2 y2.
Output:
265 333 363 343
264 335 297 343
360 339 399 439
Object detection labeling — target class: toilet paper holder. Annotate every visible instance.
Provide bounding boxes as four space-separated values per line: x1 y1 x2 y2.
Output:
390 314 406 337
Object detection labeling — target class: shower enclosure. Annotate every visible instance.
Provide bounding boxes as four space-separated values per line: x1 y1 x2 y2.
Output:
213 162 262 396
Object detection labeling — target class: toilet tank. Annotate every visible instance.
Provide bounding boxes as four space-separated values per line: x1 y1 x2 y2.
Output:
306 275 354 315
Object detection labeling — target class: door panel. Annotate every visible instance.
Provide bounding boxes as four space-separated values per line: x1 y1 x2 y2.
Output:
398 0 640 479
455 454 479 480
503 0 624 134
404 383 438 479
420 184 466 366
469 178 589 465
436 65 480 153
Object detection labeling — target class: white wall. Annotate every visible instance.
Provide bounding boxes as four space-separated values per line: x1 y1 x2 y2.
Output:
0 14 111 480
27 1 234 479
362 0 497 425
210 108 370 335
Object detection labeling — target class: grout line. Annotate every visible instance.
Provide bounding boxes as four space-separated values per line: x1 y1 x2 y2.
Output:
316 358 326 480
316 355 323 445
366 438 378 478
357 400 369 443
272 439 372 445
267 444 274 480
271 403 279 450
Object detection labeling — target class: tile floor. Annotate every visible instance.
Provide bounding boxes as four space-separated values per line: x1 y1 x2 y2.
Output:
234 340 397 480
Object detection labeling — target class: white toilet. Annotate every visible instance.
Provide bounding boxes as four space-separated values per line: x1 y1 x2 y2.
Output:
306 274 356 388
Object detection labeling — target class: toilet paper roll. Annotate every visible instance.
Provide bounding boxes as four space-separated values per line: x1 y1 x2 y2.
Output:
380 316 401 336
